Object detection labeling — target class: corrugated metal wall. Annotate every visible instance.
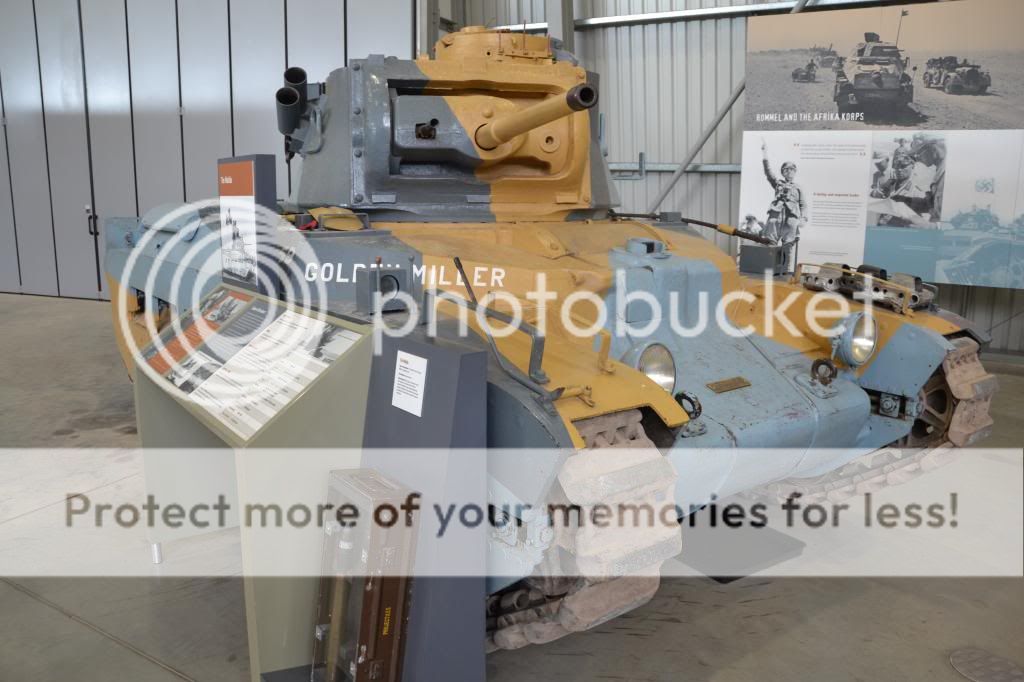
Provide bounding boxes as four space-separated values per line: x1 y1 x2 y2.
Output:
936 285 1024 354
462 0 1022 352
0 0 413 301
575 0 753 255
466 0 547 25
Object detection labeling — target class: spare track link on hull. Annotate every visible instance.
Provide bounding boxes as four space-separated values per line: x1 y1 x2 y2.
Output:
942 337 997 447
487 410 681 651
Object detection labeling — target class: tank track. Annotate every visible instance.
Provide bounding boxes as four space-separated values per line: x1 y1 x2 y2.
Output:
939 337 997 447
487 342 995 646
487 410 680 651
749 337 996 505
745 442 961 506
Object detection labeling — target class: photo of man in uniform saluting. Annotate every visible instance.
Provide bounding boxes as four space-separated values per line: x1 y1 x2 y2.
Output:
761 139 808 247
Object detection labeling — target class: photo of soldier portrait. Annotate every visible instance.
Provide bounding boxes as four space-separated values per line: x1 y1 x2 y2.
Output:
908 133 946 221
871 140 915 200
760 140 807 247
870 151 891 195
867 132 946 227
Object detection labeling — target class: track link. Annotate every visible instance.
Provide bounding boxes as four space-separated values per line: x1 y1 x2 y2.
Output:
942 337 997 447
487 410 680 651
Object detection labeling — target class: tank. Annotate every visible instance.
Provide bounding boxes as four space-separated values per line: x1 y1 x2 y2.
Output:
923 56 991 94
834 33 915 115
105 27 998 650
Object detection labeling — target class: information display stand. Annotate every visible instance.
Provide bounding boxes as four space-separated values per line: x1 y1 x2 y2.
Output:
362 334 489 682
133 284 373 681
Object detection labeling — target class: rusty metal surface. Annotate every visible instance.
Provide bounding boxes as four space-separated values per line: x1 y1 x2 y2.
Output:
706 376 752 394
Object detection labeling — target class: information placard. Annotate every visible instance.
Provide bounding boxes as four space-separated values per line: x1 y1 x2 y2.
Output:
142 288 361 441
740 0 1024 289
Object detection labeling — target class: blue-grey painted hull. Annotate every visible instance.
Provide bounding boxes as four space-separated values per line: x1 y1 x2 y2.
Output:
105 211 222 308
605 237 952 509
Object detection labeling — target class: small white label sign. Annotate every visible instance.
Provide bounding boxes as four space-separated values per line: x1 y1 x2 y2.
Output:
392 351 428 417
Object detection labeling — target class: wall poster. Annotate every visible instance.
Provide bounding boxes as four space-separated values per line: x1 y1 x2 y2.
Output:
740 0 1024 289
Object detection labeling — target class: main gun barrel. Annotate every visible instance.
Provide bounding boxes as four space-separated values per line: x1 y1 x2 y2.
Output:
475 83 597 150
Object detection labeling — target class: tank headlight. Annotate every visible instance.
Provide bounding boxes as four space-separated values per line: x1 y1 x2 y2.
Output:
638 344 676 393
834 313 877 367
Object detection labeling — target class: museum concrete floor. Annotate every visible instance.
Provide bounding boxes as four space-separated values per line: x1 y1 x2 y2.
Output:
0 293 1021 681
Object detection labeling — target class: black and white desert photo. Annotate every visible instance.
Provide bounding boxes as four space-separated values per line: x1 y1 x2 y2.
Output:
746 0 1024 130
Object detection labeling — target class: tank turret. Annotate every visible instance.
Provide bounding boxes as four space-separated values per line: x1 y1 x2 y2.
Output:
279 26 618 221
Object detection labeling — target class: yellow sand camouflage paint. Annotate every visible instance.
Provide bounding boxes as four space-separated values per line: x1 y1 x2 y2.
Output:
417 28 593 222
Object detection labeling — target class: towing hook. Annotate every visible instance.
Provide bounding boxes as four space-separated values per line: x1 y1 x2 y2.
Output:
811 358 839 386
675 391 702 420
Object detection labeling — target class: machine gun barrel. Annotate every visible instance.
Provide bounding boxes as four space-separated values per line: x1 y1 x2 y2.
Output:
475 84 597 150
712 222 777 246
611 211 778 246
